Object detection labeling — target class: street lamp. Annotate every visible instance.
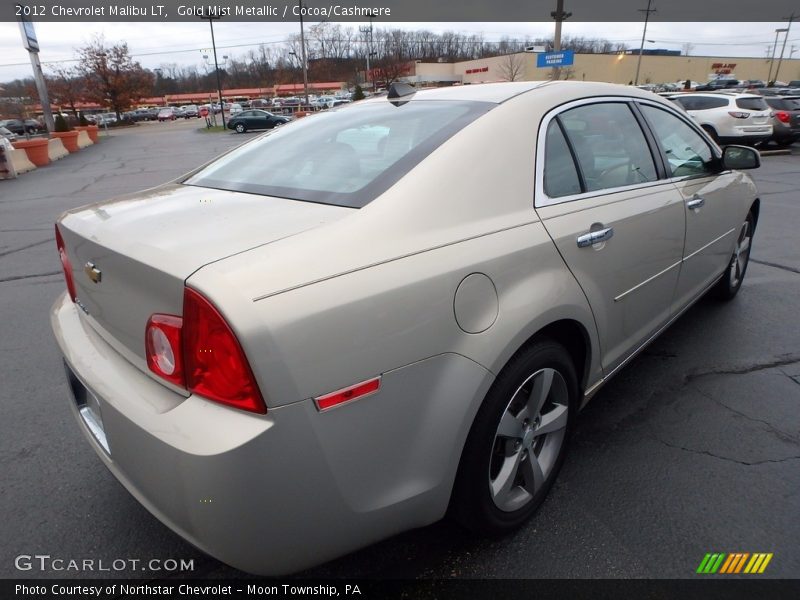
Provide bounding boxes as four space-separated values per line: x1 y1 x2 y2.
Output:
296 0 310 107
767 28 788 84
200 11 225 128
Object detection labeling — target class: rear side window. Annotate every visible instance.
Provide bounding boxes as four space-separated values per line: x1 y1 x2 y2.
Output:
558 103 657 192
543 121 582 198
185 101 491 208
677 96 728 110
765 98 788 110
736 97 769 111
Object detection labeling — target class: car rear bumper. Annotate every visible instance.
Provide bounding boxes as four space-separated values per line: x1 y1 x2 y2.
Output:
50 292 492 575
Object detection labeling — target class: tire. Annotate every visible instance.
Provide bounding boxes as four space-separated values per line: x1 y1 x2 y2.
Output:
450 338 578 536
714 211 754 301
235 123 246 133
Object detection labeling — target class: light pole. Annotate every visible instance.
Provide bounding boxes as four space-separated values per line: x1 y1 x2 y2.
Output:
634 0 657 86
774 13 795 85
297 0 310 107
200 11 225 128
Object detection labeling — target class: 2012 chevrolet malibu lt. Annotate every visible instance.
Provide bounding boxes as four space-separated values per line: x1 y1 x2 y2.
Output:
51 81 761 575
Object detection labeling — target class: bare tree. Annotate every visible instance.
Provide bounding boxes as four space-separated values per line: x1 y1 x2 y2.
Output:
77 37 153 118
499 53 525 82
682 42 695 56
46 65 85 117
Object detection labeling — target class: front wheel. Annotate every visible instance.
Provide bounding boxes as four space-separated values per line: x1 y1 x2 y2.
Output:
714 212 754 300
450 339 577 535
235 123 246 133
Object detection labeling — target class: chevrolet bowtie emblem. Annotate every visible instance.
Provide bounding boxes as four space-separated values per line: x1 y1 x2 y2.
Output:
84 261 102 284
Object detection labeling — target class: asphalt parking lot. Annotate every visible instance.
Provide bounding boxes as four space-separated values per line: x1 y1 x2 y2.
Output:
0 120 798 580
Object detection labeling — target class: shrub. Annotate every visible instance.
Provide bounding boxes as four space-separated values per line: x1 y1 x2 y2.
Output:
352 85 365 101
54 114 71 132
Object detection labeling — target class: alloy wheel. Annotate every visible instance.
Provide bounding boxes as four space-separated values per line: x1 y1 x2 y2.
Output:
489 368 569 512
729 219 752 288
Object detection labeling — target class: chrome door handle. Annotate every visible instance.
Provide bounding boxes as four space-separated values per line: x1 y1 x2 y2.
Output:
687 197 705 209
577 227 614 248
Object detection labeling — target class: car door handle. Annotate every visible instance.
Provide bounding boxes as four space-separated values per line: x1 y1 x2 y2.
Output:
577 227 614 248
687 197 705 209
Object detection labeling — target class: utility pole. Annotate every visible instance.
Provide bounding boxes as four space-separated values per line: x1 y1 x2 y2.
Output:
634 0 656 86
359 13 377 91
550 0 572 81
767 29 783 84
773 13 795 85
297 0 309 107
200 11 225 128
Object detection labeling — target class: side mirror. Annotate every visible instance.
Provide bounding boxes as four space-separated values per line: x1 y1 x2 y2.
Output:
722 145 760 170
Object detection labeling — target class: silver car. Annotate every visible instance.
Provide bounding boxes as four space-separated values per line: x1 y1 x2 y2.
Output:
51 81 761 575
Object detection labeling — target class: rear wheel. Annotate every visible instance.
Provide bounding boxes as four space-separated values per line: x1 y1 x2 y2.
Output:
235 123 246 133
451 339 577 535
714 212 754 300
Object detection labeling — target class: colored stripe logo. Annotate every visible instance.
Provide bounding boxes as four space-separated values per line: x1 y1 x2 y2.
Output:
697 553 773 574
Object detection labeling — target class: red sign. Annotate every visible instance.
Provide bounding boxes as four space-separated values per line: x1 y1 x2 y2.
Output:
465 66 489 75
711 62 737 74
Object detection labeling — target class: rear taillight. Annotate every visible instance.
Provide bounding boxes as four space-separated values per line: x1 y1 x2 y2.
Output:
728 111 750 119
776 110 791 123
145 314 184 387
145 288 266 413
183 288 266 414
54 224 76 302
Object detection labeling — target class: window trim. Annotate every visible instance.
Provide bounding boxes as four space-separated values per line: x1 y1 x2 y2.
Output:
535 96 666 208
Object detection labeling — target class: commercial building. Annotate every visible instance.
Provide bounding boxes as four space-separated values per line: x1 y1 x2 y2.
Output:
402 52 800 87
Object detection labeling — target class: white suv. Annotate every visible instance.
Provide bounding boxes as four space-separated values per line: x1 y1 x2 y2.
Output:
667 92 772 145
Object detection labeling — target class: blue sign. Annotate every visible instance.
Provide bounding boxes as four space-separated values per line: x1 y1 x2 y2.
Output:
537 50 574 68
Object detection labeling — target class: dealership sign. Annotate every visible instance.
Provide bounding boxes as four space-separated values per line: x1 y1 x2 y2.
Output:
537 50 574 68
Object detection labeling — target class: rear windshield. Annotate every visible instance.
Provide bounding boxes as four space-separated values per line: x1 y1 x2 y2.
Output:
185 100 492 208
735 97 769 111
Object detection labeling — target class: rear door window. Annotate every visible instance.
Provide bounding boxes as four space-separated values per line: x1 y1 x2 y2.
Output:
558 103 658 192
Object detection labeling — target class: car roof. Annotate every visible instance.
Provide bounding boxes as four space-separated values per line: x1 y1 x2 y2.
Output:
361 80 672 105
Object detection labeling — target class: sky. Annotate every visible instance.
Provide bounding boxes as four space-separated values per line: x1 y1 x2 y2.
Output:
1 20 799 84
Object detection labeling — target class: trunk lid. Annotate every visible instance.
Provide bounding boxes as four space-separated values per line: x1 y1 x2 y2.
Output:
58 183 353 363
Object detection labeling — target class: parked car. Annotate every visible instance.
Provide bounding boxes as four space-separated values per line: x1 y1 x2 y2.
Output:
763 96 800 146
0 119 37 135
695 79 741 91
126 108 158 122
51 81 761 576
226 109 290 133
182 105 199 118
157 108 177 122
666 92 772 145
0 126 18 141
229 103 243 116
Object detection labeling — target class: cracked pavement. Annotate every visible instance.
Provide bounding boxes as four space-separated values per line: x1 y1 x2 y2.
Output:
0 124 798 580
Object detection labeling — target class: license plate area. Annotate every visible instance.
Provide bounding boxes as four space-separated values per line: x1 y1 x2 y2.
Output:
64 362 111 455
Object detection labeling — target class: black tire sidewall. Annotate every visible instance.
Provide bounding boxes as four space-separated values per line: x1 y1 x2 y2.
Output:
451 339 579 536
236 124 246 133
